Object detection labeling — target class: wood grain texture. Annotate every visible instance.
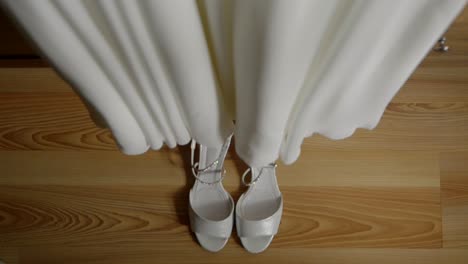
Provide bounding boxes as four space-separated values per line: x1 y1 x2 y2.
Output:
0 185 441 248
394 7 468 104
0 150 439 187
0 93 116 150
0 59 47 68
16 248 468 264
1 64 467 101
0 248 18 264
0 68 69 92
440 152 468 248
1 92 468 151
301 102 468 151
0 4 466 264
395 53 468 103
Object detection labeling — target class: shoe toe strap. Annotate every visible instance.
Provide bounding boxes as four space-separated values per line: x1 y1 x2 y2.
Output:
236 206 282 237
189 205 233 238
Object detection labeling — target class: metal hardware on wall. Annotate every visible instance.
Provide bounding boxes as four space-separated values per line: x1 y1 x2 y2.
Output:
433 36 449 52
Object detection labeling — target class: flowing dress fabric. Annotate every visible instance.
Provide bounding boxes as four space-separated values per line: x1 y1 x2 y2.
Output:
1 0 234 153
202 0 466 166
2 0 465 167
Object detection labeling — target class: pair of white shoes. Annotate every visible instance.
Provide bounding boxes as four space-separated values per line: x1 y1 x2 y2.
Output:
188 134 283 253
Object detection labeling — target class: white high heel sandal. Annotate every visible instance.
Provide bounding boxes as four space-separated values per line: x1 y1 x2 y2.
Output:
188 134 234 252
236 163 283 253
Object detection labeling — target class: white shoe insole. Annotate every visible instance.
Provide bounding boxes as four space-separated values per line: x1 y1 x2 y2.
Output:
192 146 231 221
241 167 281 220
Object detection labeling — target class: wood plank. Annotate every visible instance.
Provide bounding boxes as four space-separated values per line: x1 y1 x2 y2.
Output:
394 5 468 103
283 149 440 187
0 5 467 96
0 150 440 187
1 56 467 101
18 248 468 264
0 5 464 97
302 102 468 151
445 5 468 41
440 152 468 248
0 6 464 264
0 11 37 57
0 93 116 150
1 92 467 151
0 59 48 68
0 185 441 248
0 248 18 264
0 6 465 97
0 68 69 92
394 53 468 103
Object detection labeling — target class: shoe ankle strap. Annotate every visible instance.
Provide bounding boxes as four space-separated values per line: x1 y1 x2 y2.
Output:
241 163 277 186
190 133 233 185
191 161 226 185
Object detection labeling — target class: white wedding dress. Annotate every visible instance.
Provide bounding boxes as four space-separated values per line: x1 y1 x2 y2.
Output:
2 0 465 167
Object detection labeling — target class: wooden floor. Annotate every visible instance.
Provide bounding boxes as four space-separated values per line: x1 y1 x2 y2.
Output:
0 7 467 264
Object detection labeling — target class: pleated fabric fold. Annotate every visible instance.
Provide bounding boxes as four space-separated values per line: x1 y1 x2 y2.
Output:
2 0 465 167
279 0 467 165
1 0 234 153
202 0 465 166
